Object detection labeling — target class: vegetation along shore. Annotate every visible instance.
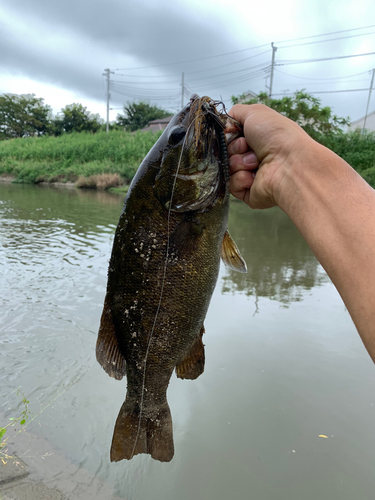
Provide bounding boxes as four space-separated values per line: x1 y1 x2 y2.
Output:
0 129 162 190
1 127 375 190
0 91 374 190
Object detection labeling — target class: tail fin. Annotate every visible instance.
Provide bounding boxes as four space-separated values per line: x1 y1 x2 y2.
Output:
110 399 174 463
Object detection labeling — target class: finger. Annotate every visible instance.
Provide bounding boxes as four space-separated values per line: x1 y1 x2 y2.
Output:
229 151 259 174
229 170 255 204
227 137 249 156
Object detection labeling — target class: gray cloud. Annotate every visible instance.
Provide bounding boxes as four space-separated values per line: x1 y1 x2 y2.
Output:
2 0 240 69
1 0 374 121
1 0 251 113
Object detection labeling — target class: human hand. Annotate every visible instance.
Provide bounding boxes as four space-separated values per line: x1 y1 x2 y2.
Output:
228 104 314 210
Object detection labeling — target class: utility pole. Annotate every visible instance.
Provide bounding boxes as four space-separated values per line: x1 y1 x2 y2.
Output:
363 68 375 134
181 72 185 110
103 68 114 133
269 43 277 98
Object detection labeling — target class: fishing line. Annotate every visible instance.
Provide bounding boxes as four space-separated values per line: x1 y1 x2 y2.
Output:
130 104 209 459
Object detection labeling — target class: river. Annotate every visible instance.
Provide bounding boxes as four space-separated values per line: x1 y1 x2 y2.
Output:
1 183 374 500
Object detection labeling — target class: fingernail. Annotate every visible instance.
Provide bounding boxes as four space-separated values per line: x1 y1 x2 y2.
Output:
230 139 241 154
243 152 257 165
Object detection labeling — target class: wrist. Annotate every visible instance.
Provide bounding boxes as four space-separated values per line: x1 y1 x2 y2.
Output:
273 136 347 217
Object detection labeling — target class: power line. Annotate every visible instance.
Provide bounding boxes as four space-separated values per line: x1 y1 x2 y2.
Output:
188 63 270 82
111 64 270 88
114 43 269 71
111 81 180 90
185 49 270 76
279 31 375 49
274 68 370 81
113 25 375 72
272 88 370 96
113 71 181 79
190 69 270 91
275 24 375 45
285 80 371 88
110 86 181 101
276 51 375 66
105 25 375 114
113 48 271 80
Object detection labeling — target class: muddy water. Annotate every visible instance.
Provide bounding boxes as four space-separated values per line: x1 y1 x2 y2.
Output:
1 183 374 500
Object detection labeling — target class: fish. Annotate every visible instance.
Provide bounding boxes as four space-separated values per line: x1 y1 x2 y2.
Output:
96 94 247 463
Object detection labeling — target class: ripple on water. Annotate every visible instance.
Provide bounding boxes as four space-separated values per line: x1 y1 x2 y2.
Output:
0 188 118 407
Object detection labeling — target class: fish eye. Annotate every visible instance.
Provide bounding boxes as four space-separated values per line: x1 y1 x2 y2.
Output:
169 126 186 144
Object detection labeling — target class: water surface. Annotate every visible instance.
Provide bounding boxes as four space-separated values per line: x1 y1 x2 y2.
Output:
1 183 374 500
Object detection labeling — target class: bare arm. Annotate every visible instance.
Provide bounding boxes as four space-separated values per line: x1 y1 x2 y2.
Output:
228 104 375 363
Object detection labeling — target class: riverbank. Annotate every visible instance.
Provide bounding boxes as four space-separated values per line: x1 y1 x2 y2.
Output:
0 424 122 500
0 129 161 185
1 128 374 188
0 450 67 500
0 172 130 195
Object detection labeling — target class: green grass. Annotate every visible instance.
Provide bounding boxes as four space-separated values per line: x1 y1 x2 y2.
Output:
0 130 161 184
1 128 375 189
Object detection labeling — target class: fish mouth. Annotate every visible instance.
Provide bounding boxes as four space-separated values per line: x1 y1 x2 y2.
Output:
187 94 243 148
187 95 223 149
180 95 226 170
182 95 242 192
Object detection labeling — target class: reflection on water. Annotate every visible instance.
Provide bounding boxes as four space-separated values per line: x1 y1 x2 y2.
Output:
1 183 374 500
224 202 328 305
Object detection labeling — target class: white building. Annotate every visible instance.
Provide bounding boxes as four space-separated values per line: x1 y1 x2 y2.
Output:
348 110 375 132
236 91 258 103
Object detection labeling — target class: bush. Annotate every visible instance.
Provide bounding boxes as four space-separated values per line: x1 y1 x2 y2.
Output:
316 130 375 173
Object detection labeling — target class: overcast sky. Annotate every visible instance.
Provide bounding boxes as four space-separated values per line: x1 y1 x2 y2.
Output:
1 0 374 123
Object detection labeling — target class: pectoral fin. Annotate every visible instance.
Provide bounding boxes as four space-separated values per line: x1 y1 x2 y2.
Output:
176 326 205 380
96 295 126 380
221 230 247 273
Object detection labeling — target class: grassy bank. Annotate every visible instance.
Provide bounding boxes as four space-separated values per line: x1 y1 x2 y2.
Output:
0 128 375 188
0 130 161 185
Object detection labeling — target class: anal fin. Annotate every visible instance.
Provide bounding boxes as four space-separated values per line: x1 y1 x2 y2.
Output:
221 229 247 273
176 325 205 380
96 294 126 380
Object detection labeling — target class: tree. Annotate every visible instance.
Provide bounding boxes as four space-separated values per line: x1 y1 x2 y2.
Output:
231 90 350 138
116 101 171 132
0 93 52 139
53 103 102 135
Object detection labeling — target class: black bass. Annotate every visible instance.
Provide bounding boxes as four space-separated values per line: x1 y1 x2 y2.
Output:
96 95 246 463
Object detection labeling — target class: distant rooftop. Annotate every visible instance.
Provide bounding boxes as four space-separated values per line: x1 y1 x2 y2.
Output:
140 116 174 133
237 91 258 104
348 110 375 132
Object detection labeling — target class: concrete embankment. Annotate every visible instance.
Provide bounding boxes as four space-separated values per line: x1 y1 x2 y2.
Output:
0 424 122 500
0 453 67 500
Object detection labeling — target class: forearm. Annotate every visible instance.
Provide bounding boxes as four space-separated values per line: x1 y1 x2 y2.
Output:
278 139 375 362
